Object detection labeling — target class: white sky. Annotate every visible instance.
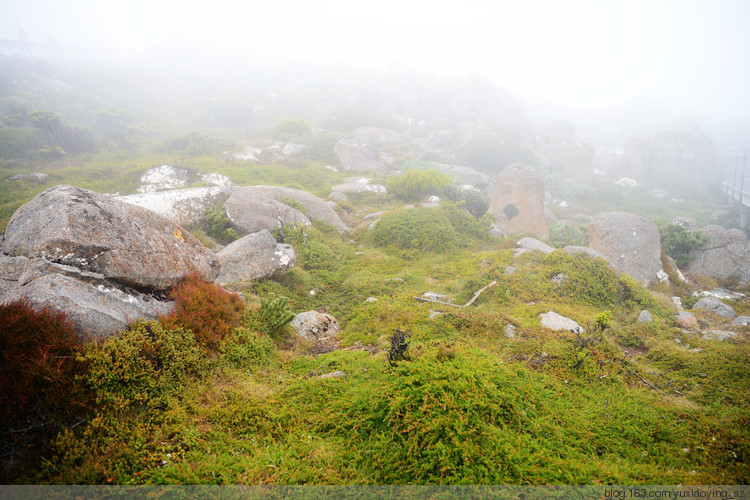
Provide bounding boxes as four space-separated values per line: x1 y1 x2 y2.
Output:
1 0 749 121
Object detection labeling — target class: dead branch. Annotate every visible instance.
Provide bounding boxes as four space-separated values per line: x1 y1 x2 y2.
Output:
463 280 497 307
413 296 464 308
414 280 498 309
626 369 660 391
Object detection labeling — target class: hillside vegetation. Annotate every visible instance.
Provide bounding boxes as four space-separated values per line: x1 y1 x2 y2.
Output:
2 155 748 483
1 57 748 485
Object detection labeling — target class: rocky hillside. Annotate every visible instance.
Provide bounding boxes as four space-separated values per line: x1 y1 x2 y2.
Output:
0 57 748 485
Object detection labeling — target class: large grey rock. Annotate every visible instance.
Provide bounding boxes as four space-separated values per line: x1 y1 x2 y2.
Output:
587 212 663 285
535 134 596 186
621 137 652 177
517 237 555 254
702 330 737 342
652 126 716 184
333 139 388 173
540 311 584 332
2 185 219 291
225 194 310 235
692 296 737 318
329 191 349 202
225 186 347 234
488 164 548 239
290 311 342 340
0 254 28 301
214 230 296 285
117 187 231 228
427 162 494 191
352 127 405 148
622 127 715 185
1 273 173 337
562 246 605 260
686 225 750 285
732 316 750 327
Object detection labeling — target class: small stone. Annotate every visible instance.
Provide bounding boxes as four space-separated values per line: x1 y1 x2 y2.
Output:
540 311 584 332
675 310 697 329
732 316 750 327
637 310 653 323
365 296 378 303
516 237 555 254
423 292 449 303
504 266 516 275
363 211 385 221
290 311 341 340
504 324 517 338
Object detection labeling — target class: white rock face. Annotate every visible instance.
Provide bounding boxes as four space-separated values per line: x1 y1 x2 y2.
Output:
331 183 387 194
615 177 638 187
137 165 233 194
198 172 233 187
117 187 231 228
282 143 308 156
138 165 190 193
233 147 263 161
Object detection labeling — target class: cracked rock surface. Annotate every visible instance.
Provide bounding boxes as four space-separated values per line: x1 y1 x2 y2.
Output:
1 185 219 337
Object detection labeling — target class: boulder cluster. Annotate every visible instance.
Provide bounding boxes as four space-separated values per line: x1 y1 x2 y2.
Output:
0 182 348 338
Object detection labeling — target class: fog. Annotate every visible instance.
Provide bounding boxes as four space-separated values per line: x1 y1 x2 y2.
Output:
2 0 750 148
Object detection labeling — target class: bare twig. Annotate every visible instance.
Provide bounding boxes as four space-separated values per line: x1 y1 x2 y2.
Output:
413 296 464 308
463 280 497 307
626 370 660 391
414 280 498 309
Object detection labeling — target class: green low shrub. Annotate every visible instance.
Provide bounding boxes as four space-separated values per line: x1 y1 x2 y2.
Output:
659 223 709 268
529 252 658 311
276 223 335 270
368 205 490 254
81 321 208 408
441 184 490 218
317 347 548 483
548 221 588 248
386 168 453 202
203 206 239 245
245 295 296 340
220 327 275 369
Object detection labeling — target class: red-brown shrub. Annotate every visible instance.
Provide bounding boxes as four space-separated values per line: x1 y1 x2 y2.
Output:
160 272 246 351
0 299 92 481
0 299 89 429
